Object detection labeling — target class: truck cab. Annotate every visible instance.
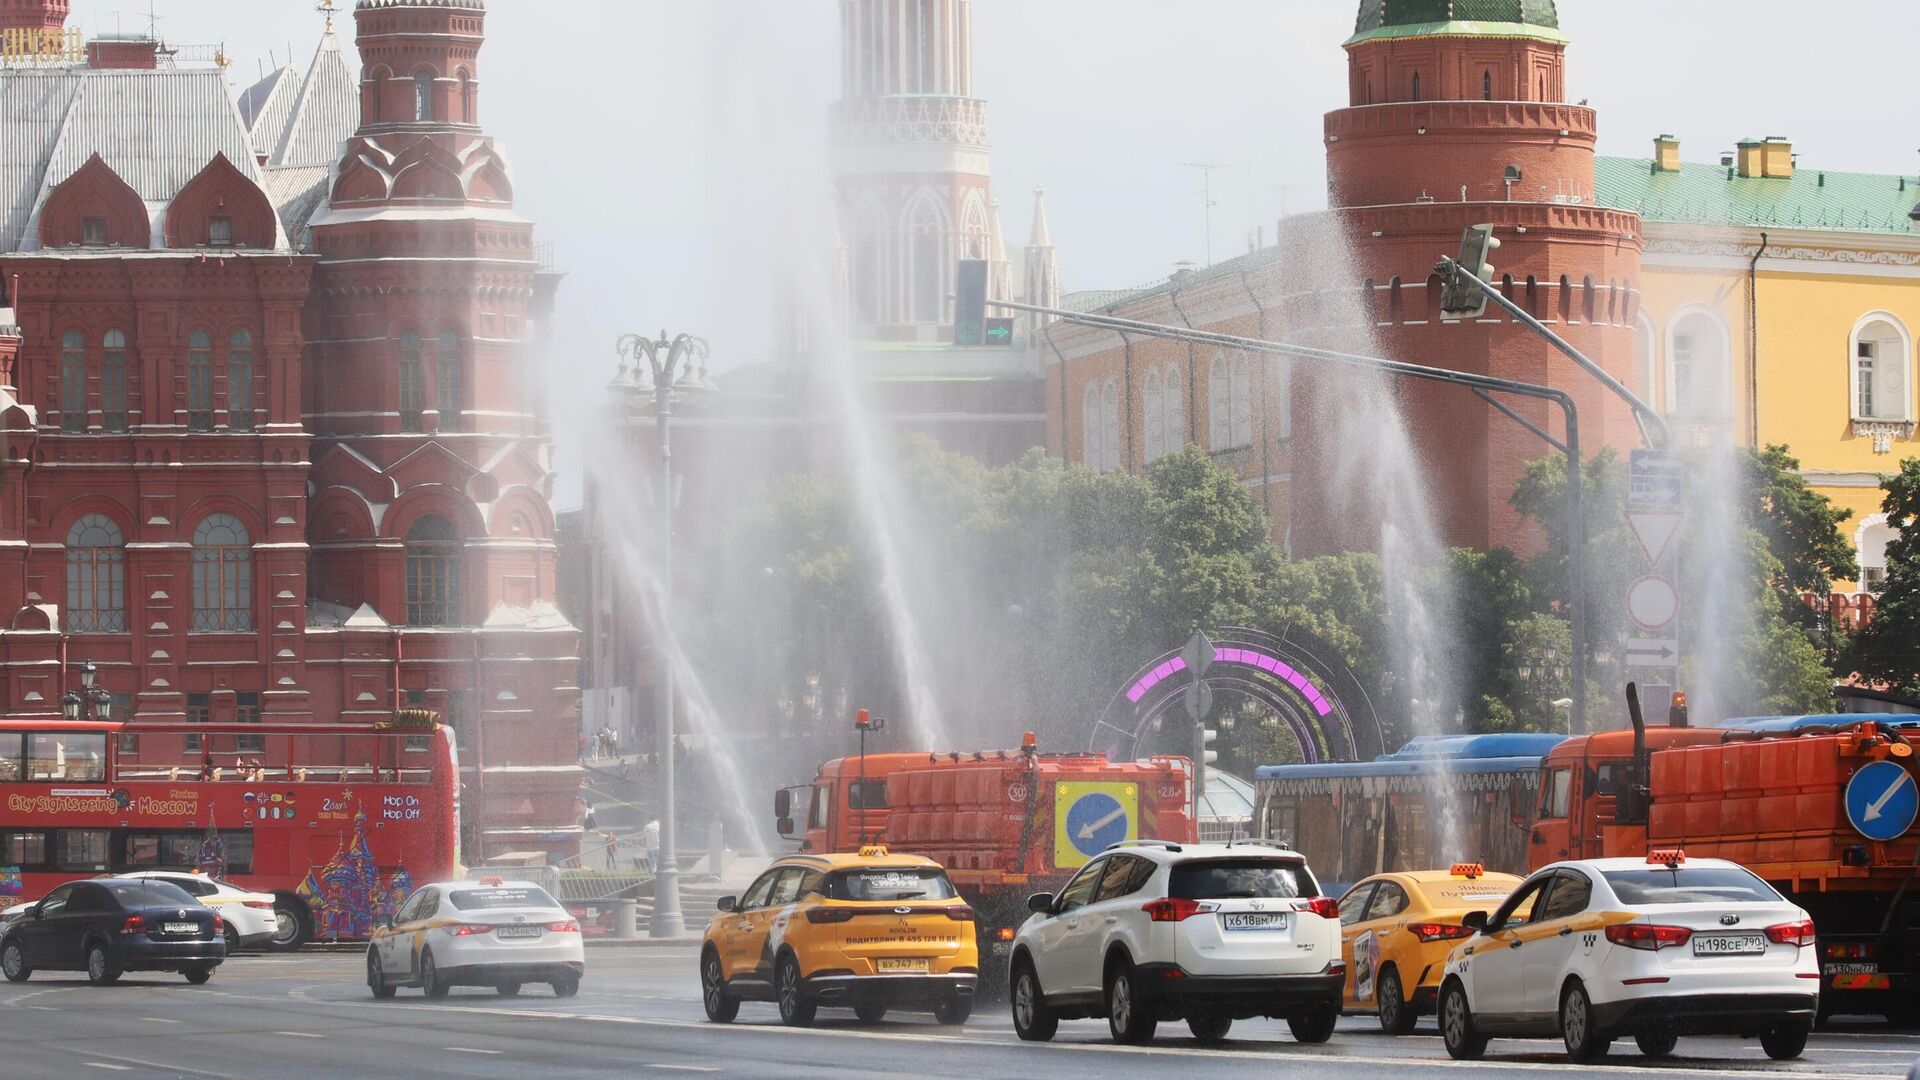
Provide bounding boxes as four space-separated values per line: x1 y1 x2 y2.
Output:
776 753 926 854
1529 727 1722 869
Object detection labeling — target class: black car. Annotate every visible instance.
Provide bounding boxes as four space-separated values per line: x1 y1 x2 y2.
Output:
0 879 226 985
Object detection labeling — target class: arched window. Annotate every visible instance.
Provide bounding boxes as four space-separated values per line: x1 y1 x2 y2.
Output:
1082 382 1103 468
102 331 127 433
1861 517 1897 593
1208 353 1231 450
228 329 254 432
437 330 462 432
1143 368 1165 463
187 330 213 431
907 199 944 324
1274 355 1293 441
1230 355 1253 448
406 515 461 626
191 513 252 632
1100 380 1120 473
1634 314 1658 407
60 330 85 433
1411 72 1421 102
1669 309 1731 423
1483 70 1493 100
457 69 474 124
66 514 125 633
398 330 423 432
1850 314 1912 423
413 71 434 122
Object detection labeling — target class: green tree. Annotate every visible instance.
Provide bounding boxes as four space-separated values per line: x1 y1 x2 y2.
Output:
1744 445 1856 624
1850 459 1920 693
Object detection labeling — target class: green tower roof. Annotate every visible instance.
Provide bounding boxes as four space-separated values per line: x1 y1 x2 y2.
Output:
1349 0 1565 45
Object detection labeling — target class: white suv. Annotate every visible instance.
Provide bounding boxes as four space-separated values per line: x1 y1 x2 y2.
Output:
1008 840 1345 1045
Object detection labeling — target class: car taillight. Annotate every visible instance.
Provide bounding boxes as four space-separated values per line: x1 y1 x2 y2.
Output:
212 914 223 933
452 924 495 936
1765 920 1816 948
121 914 146 934
805 908 857 924
945 905 976 922
545 919 580 933
242 900 274 911
1408 922 1474 942
1294 897 1339 921
1605 923 1692 951
1143 897 1219 922
1826 942 1876 959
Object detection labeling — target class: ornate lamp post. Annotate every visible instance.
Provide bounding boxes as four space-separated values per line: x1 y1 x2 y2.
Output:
61 660 112 722
613 329 713 938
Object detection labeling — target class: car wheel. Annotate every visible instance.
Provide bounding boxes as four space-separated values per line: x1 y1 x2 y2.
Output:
853 1001 888 1023
268 900 308 952
1187 1013 1233 1043
1 939 30 983
223 925 239 954
1105 958 1157 1045
367 951 395 999
1560 981 1611 1062
1287 1002 1337 1044
1759 1025 1808 1061
1440 981 1488 1061
700 949 737 1023
419 949 448 999
497 982 521 998
1634 1030 1678 1058
776 954 815 1027
933 996 972 1026
1010 961 1057 1042
86 943 121 987
183 966 213 985
552 974 581 998
1377 966 1417 1036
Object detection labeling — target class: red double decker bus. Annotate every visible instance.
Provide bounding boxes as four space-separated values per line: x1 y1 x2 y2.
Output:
0 720 458 948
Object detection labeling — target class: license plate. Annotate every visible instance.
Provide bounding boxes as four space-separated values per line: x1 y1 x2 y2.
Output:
876 958 928 973
163 922 196 935
1691 933 1765 955
495 925 542 939
1828 962 1878 974
1222 912 1288 931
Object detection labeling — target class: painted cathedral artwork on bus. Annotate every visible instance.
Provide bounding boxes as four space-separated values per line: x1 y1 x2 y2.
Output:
296 807 415 941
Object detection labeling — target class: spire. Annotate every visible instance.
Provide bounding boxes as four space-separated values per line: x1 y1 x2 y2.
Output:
989 199 1008 264
1029 185 1052 248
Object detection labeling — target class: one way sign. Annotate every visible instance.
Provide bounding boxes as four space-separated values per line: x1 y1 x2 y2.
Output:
1625 637 1679 668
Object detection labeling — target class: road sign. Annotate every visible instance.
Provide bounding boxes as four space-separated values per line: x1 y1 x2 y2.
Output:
1183 681 1214 722
1055 781 1139 867
1629 448 1684 510
1627 575 1680 630
1625 509 1682 567
984 317 1016 346
954 260 988 347
1182 631 1215 677
1845 761 1918 843
1623 637 1679 668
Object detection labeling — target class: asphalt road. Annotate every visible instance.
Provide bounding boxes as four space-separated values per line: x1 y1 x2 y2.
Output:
3 946 1919 1079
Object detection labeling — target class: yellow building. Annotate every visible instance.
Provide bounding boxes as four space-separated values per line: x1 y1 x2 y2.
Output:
1600 136 1917 593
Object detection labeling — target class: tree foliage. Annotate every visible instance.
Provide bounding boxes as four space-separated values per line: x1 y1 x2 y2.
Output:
1850 459 1920 693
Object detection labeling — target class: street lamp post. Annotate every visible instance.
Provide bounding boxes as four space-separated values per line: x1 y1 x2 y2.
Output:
614 329 712 939
61 660 113 722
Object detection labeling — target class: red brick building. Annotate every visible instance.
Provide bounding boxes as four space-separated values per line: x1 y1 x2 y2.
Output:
1049 0 1643 555
0 0 577 861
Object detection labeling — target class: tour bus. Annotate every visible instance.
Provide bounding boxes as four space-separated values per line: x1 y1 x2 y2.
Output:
0 719 458 949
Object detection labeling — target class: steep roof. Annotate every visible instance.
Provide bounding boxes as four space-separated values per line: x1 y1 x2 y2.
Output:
238 64 299 149
1349 0 1564 45
260 32 358 169
1596 156 1920 238
0 64 283 253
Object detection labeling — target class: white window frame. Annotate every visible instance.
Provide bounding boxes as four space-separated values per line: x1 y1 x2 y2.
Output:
1857 513 1896 594
1848 311 1913 424
1634 312 1658 411
1664 305 1734 424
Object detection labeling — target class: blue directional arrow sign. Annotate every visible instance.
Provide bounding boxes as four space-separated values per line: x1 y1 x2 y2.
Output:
1845 761 1918 843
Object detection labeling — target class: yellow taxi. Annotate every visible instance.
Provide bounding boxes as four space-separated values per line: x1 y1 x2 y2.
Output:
1337 864 1524 1033
699 846 978 1027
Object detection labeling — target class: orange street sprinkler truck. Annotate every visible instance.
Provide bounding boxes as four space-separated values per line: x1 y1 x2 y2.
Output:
776 729 1196 994
1533 685 1920 1023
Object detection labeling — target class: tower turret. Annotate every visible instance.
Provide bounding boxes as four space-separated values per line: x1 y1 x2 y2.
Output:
353 0 484 128
0 0 67 35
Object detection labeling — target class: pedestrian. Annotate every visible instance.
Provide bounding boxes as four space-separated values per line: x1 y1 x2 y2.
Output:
577 732 588 762
583 803 598 830
603 830 619 871
642 819 661 874
608 727 619 758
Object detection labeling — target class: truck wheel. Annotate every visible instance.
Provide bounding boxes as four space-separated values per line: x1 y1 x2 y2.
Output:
1441 981 1487 1061
1011 961 1057 1042
1377 966 1417 1035
1105 958 1158 1045
1560 981 1611 1061
1759 1025 1808 1061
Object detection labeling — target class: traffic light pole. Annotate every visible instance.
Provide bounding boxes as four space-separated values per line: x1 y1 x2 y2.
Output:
984 295 1589 735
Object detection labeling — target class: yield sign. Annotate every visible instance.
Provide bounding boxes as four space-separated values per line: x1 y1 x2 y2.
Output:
1626 509 1682 567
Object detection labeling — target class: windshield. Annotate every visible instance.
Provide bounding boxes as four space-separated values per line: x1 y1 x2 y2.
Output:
1169 859 1312 900
104 881 197 906
825 868 957 902
447 886 563 912
1603 867 1781 905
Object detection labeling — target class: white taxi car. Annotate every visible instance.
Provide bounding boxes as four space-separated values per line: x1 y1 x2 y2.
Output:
367 878 584 999
111 871 277 951
1009 840 1344 1045
1439 852 1819 1063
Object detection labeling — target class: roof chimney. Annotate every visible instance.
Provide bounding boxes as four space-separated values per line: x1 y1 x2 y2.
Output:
87 35 159 69
1653 134 1680 173
1736 138 1764 179
1762 136 1794 179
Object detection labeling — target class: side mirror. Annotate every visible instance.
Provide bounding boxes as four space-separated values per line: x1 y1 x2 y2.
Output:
776 817 796 838
774 789 792 818
375 915 394 930
29 904 43 920
715 895 737 914
1462 910 1488 933
1026 892 1054 914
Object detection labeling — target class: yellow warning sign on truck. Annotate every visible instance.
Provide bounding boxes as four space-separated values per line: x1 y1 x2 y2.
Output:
1055 781 1139 869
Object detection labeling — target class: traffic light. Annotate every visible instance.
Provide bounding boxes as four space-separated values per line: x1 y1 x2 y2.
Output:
1440 224 1501 320
1199 726 1218 766
954 260 988 346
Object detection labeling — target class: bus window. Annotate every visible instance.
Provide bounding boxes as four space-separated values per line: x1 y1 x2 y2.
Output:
0 734 19 781
56 829 110 872
26 733 106 782
1 831 47 869
1540 767 1572 820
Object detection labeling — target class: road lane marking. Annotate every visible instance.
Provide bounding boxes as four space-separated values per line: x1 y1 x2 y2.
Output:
445 1047 503 1055
274 1031 325 1039
84 1066 132 1072
138 1017 181 1023
644 1068 720 1073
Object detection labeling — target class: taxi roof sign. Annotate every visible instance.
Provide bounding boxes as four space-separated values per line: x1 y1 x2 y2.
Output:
1646 849 1686 866
857 845 888 858
1449 863 1484 880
